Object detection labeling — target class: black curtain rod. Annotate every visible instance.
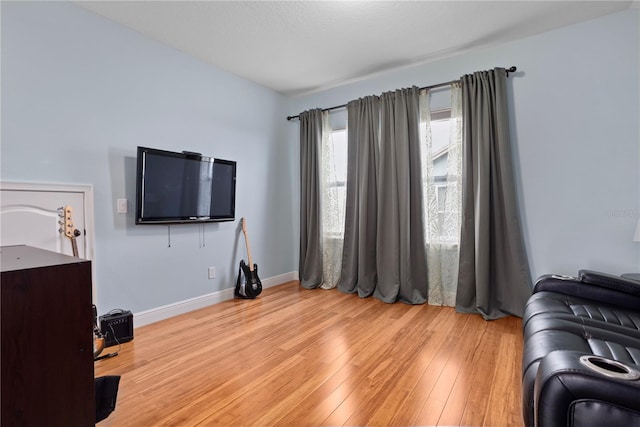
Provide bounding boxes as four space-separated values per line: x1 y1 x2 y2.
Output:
286 66 517 121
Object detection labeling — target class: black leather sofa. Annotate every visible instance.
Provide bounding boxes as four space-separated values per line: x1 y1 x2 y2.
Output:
522 270 640 427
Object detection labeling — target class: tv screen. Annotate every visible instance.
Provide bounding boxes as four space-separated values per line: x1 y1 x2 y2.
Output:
136 146 236 224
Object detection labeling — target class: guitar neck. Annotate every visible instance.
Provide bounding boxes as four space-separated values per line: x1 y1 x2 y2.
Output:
243 228 254 271
71 238 79 258
61 205 80 258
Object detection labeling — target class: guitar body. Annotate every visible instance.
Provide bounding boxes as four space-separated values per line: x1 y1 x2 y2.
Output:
235 260 262 299
235 218 262 299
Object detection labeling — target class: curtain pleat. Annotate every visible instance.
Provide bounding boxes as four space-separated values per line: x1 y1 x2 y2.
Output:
299 109 324 289
455 68 532 319
375 87 428 303
338 96 380 297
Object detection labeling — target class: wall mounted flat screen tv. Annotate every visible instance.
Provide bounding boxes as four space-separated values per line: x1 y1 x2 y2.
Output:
136 146 236 224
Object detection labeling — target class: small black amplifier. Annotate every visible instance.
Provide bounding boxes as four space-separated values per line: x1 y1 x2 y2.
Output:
99 309 133 347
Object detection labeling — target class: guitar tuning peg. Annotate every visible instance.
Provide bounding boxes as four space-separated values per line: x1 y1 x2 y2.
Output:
58 228 63 234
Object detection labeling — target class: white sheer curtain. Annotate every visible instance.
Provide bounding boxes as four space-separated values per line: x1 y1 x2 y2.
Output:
420 85 463 306
320 113 346 289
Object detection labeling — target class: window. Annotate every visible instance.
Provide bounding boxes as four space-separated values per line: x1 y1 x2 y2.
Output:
322 128 348 238
420 96 463 306
431 110 454 216
320 126 348 289
421 106 462 246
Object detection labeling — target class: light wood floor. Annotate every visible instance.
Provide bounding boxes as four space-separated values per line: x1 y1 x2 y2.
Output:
95 281 523 426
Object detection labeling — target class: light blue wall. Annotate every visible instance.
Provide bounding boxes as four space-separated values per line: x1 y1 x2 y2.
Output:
1 1 297 312
290 9 640 279
3 2 638 315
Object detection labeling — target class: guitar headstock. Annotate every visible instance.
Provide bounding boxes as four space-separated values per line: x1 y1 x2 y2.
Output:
61 205 75 239
241 217 247 233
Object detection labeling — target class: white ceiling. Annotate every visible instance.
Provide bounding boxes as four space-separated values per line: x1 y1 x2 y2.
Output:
76 1 635 96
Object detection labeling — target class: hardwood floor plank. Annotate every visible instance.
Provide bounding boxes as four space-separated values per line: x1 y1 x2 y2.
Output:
436 315 498 426
477 317 524 427
95 281 523 426
412 316 480 426
385 314 462 426
344 307 446 426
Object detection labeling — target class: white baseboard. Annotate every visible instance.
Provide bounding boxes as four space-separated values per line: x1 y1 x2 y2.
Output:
133 271 298 328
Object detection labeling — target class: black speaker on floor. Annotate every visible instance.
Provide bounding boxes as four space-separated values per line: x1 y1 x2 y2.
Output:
99 310 133 347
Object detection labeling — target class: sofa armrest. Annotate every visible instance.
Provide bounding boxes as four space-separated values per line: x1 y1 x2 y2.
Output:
578 269 640 296
533 272 640 311
535 351 640 427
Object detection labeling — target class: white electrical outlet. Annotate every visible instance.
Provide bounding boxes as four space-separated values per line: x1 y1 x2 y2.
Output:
208 267 216 279
117 199 128 214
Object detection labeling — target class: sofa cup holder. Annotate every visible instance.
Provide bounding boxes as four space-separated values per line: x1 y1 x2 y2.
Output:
579 355 640 381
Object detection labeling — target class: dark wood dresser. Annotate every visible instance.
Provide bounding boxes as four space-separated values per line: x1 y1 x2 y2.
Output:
1 245 95 426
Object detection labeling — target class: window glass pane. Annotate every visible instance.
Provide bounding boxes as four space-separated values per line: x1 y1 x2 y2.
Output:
437 185 447 213
323 129 347 237
423 108 460 244
431 119 450 155
332 129 347 183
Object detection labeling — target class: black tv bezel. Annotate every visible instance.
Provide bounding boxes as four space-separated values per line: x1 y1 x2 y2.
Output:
135 146 236 225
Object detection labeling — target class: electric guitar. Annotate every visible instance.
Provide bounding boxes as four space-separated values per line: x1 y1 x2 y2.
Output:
60 205 81 257
60 206 108 359
235 217 262 299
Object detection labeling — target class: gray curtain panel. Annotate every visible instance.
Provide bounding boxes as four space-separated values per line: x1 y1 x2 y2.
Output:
338 96 380 297
339 90 428 303
375 87 429 304
299 109 324 289
455 68 532 319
